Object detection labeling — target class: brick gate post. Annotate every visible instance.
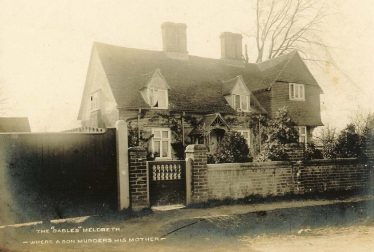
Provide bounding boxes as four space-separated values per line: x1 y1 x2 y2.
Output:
185 144 208 204
128 147 149 210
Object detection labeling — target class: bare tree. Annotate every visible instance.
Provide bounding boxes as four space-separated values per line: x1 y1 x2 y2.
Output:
348 107 374 136
252 0 329 63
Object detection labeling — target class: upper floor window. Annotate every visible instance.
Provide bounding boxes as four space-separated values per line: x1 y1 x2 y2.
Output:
149 88 168 109
233 94 250 112
289 83 305 101
151 128 171 159
90 91 101 111
297 126 307 145
238 130 251 147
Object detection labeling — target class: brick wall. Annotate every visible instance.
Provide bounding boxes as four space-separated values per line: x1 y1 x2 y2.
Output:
296 159 371 194
205 159 373 201
285 145 305 161
207 161 294 200
128 147 149 209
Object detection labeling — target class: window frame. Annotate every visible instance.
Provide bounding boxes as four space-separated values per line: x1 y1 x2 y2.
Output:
233 94 251 112
151 128 171 159
289 83 305 101
90 90 101 112
238 129 251 147
149 88 168 109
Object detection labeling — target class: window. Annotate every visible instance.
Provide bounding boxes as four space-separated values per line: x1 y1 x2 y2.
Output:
233 95 250 112
149 88 168 109
90 91 100 111
297 126 307 145
151 128 171 159
238 130 251 147
289 83 305 101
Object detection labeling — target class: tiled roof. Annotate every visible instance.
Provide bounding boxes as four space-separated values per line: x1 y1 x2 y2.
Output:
94 42 321 114
0 117 31 132
258 51 321 90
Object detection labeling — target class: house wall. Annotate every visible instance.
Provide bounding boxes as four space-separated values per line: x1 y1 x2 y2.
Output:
253 89 271 114
80 47 119 128
270 82 322 127
120 109 253 159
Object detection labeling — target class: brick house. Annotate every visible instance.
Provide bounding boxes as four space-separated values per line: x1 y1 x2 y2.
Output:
77 22 323 160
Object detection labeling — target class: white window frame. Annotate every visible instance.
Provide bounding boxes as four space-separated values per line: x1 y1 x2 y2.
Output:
149 88 168 109
233 94 251 112
238 130 251 147
151 128 171 159
289 83 305 101
297 126 307 145
90 90 101 112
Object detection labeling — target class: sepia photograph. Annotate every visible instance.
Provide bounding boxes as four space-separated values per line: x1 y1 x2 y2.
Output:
0 0 373 251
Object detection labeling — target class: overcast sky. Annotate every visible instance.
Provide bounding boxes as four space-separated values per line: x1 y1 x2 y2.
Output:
0 0 373 132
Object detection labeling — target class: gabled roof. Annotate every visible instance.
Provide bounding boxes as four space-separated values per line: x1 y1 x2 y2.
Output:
201 113 229 129
91 42 321 114
189 113 229 136
0 117 31 132
258 50 321 91
140 68 170 90
222 75 250 96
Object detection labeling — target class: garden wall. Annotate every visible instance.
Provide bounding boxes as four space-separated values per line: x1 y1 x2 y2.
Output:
207 162 294 200
206 159 373 201
187 142 373 201
296 159 371 194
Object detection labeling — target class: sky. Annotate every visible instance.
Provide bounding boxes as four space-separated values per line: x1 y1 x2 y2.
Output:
0 0 373 132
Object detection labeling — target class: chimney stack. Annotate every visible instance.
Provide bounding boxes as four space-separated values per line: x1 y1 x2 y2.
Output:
161 22 188 57
220 32 243 61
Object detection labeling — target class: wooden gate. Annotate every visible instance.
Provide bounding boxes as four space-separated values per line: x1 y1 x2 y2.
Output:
148 160 186 206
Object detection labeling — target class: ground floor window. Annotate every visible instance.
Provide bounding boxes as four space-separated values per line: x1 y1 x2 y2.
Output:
151 128 171 159
238 130 251 147
297 126 307 145
191 135 204 144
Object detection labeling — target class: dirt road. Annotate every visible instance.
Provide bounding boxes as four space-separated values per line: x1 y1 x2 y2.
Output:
1 197 373 251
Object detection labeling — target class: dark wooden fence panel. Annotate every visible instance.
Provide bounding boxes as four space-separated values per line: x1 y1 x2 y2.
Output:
0 129 117 225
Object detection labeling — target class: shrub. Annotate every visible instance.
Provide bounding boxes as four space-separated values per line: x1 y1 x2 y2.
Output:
335 124 365 158
253 107 298 162
304 143 323 160
254 141 289 162
315 126 338 159
210 131 252 163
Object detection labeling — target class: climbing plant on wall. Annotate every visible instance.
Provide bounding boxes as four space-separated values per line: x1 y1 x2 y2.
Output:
157 112 200 159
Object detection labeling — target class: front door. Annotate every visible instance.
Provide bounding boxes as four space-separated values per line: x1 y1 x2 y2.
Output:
148 160 186 206
209 128 225 153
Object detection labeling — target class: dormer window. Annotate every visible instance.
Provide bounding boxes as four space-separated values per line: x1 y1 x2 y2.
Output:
289 83 305 101
223 75 252 113
149 88 168 109
140 69 170 110
233 94 250 112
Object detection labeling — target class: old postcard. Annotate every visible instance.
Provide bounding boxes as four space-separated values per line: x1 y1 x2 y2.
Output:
0 0 373 251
